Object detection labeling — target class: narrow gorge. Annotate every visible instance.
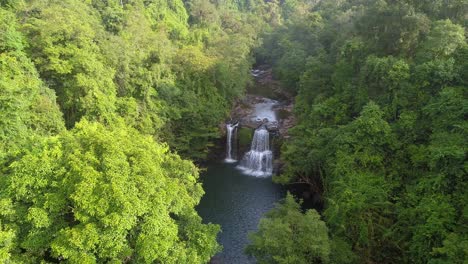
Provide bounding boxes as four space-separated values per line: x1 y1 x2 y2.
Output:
197 67 293 263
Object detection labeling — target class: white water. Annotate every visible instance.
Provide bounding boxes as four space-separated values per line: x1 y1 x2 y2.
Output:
225 123 238 163
250 99 277 123
237 128 273 177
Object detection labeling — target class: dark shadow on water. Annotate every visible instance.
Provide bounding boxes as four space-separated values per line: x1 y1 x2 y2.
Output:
197 161 285 264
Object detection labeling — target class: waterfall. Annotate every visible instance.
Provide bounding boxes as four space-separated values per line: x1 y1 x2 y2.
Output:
225 123 238 163
237 127 273 177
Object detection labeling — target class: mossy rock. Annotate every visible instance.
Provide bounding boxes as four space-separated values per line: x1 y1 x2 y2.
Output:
238 127 253 149
277 109 291 120
271 135 284 158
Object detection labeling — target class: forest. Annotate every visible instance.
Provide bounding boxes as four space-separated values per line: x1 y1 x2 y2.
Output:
0 0 466 263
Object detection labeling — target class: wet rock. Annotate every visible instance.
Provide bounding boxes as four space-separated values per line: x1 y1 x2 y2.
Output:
265 123 278 132
224 66 296 139
273 159 283 173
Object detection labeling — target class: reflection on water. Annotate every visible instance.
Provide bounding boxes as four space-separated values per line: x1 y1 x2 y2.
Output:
197 162 284 264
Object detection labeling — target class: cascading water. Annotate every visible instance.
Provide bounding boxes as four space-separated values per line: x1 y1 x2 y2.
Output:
224 123 238 163
237 127 273 177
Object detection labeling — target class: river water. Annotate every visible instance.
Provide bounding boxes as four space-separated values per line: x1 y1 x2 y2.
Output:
197 162 284 263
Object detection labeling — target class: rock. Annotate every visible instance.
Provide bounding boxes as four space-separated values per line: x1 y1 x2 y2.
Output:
223 66 296 139
265 122 279 131
273 159 284 174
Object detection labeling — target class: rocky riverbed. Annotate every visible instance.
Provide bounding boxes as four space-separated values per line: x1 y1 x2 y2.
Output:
224 65 295 137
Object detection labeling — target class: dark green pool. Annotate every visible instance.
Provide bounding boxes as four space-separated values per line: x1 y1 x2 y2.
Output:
197 161 284 264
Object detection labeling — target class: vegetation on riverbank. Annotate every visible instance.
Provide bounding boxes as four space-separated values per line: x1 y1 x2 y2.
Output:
1 0 466 263
250 0 467 263
0 0 278 262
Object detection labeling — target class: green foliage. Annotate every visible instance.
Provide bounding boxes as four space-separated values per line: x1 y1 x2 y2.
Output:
322 102 396 263
238 127 253 147
0 8 64 161
264 0 468 263
0 0 275 262
3 0 265 160
21 0 117 128
416 19 466 62
2 0 465 262
246 193 330 264
1 119 220 263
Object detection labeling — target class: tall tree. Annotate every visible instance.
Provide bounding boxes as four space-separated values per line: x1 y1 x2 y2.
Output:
246 193 331 264
1 120 220 263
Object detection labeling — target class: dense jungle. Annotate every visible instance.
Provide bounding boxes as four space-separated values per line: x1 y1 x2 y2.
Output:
0 0 466 263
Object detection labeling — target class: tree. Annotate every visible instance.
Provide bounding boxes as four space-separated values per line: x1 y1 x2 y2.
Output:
323 102 396 263
416 19 465 62
246 193 330 264
395 86 468 264
0 8 64 161
21 0 117 127
1 119 220 263
269 1 467 262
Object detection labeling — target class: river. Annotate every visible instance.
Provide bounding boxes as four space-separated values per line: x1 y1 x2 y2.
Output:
197 162 284 263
